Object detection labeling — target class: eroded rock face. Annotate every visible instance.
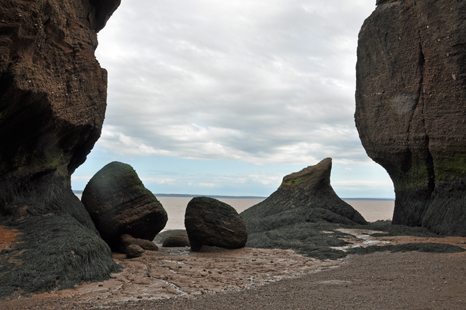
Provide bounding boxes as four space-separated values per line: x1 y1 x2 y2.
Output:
82 162 168 251
355 0 466 235
0 0 120 297
240 158 366 259
185 197 248 251
241 158 367 234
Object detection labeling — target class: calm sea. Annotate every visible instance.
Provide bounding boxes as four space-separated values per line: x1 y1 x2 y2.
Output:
75 194 393 231
158 197 394 230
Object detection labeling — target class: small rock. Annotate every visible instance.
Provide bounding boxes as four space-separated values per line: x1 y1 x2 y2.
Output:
162 234 190 247
121 234 158 252
125 244 144 258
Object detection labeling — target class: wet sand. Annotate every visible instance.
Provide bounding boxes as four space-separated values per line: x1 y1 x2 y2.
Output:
1 230 465 309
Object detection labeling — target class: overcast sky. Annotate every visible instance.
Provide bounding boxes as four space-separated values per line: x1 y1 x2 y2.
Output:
72 0 394 198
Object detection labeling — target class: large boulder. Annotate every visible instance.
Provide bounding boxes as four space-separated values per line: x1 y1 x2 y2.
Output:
241 158 367 235
82 162 168 251
355 0 466 235
0 0 120 297
185 197 248 251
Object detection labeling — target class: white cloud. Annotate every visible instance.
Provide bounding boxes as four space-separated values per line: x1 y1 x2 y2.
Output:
94 0 376 167
73 0 393 197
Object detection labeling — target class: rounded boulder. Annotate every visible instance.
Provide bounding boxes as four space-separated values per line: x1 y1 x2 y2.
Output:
162 234 190 247
185 197 247 251
82 161 168 251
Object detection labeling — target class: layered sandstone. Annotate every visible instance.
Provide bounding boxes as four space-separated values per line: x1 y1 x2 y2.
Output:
0 0 120 297
355 0 466 235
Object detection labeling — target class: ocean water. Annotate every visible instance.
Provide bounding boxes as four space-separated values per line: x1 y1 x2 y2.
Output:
75 194 394 231
158 197 394 230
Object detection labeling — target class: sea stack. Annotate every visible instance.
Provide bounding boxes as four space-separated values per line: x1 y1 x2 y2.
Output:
0 0 121 297
241 158 367 235
355 0 466 235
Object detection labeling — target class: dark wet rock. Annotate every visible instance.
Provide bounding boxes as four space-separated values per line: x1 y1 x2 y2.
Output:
153 229 186 244
125 244 144 258
241 158 367 235
240 158 367 259
0 0 121 297
120 234 158 252
90 0 121 32
375 0 394 5
162 234 190 247
0 215 120 298
185 197 248 251
82 162 168 251
355 0 466 235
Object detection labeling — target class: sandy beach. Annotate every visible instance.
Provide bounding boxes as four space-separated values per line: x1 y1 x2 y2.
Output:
1 229 465 309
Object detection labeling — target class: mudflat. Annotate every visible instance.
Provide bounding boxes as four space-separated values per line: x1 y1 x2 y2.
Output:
1 231 465 310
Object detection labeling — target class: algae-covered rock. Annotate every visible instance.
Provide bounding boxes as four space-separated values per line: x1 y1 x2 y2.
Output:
82 162 168 251
241 158 367 235
240 158 367 259
355 0 466 235
0 0 121 297
185 197 248 251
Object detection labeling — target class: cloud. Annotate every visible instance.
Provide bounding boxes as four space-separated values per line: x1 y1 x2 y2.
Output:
94 0 376 168
72 0 394 197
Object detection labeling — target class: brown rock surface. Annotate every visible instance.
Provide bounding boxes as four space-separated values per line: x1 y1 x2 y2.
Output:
162 233 190 247
82 162 168 251
355 0 466 235
185 197 248 251
1 234 465 309
0 0 120 297
125 244 145 258
121 234 158 252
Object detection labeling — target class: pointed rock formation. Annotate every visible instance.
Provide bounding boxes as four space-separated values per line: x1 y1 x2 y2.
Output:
355 0 466 235
0 0 120 297
241 158 367 235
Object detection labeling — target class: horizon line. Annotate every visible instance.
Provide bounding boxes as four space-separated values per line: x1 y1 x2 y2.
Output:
72 190 394 201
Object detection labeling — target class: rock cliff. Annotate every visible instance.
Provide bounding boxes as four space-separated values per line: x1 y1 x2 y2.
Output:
355 0 466 235
0 0 120 297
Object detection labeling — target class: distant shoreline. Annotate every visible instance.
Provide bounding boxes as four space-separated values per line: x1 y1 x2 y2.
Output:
72 190 393 201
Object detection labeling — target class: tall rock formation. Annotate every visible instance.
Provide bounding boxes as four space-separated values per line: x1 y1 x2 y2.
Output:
0 0 121 297
241 158 367 234
240 158 366 259
355 0 466 235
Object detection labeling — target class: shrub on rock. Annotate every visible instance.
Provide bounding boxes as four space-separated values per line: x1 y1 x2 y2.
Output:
185 197 247 251
82 162 168 251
